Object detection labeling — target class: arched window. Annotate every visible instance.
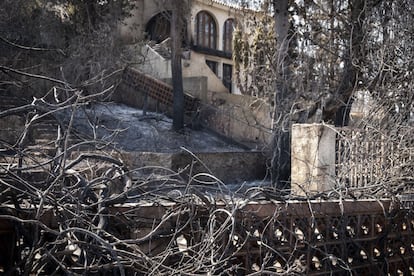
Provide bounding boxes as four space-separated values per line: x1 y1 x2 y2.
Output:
195 11 217 49
145 12 171 43
223 19 235 53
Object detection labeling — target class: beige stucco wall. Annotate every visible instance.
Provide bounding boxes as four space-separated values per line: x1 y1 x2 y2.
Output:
201 92 273 147
139 45 172 79
137 46 228 93
183 51 229 93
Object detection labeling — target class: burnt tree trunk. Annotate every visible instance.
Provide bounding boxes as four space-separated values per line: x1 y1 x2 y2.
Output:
271 0 291 190
324 0 366 125
171 0 185 131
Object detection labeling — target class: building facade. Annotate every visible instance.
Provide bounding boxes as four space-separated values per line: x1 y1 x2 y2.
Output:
120 0 250 95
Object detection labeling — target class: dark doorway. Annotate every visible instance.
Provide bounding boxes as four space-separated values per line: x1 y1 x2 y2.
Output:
223 63 233 93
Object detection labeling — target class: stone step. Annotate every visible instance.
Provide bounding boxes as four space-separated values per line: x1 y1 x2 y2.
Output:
151 44 171 59
34 132 59 140
25 144 57 157
31 138 57 145
32 136 83 146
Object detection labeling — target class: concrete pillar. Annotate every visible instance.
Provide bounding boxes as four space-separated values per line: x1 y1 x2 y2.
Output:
291 123 336 196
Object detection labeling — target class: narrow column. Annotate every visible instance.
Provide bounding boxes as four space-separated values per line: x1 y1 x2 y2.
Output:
291 124 336 196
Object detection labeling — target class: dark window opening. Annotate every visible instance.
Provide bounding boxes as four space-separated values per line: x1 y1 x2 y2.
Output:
196 11 217 49
223 63 233 93
206 60 218 76
223 19 235 53
146 12 189 47
145 12 171 43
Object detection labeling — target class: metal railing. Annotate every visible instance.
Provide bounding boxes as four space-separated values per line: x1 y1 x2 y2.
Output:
335 127 413 194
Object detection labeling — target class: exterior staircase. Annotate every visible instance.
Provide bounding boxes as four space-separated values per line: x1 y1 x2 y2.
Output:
148 38 172 59
151 44 171 59
1 76 268 186
0 92 83 157
116 67 202 130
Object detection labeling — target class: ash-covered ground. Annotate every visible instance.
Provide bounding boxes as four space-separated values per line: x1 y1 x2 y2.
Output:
61 102 246 153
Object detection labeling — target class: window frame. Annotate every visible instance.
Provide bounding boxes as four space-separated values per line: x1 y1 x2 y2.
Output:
195 11 217 50
223 18 235 53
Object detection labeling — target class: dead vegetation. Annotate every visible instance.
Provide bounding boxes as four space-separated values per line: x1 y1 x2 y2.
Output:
0 85 413 275
1 0 413 274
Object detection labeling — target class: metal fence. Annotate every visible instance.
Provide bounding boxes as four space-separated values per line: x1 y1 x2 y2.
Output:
67 200 414 274
335 127 414 195
2 200 412 274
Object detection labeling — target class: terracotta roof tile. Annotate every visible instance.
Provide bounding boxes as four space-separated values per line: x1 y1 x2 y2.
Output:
210 0 242 9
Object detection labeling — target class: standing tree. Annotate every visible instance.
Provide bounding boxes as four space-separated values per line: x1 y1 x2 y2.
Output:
271 0 291 189
232 0 413 191
171 0 186 131
151 0 190 131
